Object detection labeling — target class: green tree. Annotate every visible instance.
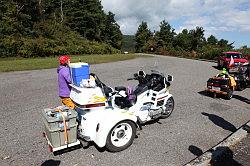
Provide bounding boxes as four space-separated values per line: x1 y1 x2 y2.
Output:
154 20 175 48
207 35 218 45
135 21 152 52
101 12 123 49
189 26 206 51
218 39 234 49
174 29 192 51
65 0 105 41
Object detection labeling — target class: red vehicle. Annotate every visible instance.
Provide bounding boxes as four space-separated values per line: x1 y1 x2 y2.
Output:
217 51 249 69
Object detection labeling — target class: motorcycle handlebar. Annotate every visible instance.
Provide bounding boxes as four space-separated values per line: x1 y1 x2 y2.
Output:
127 78 134 81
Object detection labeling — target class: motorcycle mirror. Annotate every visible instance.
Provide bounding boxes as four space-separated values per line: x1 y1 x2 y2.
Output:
167 75 173 82
138 70 145 76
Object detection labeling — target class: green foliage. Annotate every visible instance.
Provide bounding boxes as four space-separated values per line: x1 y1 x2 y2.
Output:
122 35 136 52
173 29 192 51
218 39 234 49
135 21 152 52
154 20 176 48
65 0 105 41
199 45 224 60
0 20 119 58
0 0 122 58
189 26 206 51
101 12 123 49
207 35 218 45
133 20 238 60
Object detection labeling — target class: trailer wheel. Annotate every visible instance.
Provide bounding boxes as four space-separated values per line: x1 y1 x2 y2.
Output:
106 120 136 152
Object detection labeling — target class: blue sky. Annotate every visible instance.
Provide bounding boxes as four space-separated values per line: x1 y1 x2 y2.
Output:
101 0 250 48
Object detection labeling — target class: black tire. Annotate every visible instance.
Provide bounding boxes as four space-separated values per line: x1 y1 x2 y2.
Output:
161 97 174 119
206 91 214 98
237 82 246 91
106 120 136 152
225 88 233 100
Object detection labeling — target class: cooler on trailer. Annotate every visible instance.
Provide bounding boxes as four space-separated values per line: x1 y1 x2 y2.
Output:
69 62 89 86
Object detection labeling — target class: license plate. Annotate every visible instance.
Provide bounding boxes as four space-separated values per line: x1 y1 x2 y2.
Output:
212 87 220 91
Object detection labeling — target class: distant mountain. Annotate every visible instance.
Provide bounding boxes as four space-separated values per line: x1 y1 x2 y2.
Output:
122 35 136 52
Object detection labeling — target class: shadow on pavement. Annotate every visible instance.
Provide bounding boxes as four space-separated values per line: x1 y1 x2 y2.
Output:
233 95 250 104
212 66 221 71
198 90 228 99
198 90 208 96
210 146 242 166
188 145 203 156
41 159 61 166
187 145 242 166
53 144 82 156
201 112 237 132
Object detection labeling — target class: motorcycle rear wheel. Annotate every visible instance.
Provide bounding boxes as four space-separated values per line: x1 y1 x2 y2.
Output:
106 120 136 152
161 97 174 119
237 82 246 91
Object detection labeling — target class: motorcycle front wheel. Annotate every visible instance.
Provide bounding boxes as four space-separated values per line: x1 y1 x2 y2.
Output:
106 120 136 152
225 88 233 100
161 97 174 119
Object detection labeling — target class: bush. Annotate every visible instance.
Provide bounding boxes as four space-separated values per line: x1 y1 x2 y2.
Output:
198 46 223 60
0 20 119 58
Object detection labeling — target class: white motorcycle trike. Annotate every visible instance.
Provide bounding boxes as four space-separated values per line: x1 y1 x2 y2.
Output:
70 70 174 152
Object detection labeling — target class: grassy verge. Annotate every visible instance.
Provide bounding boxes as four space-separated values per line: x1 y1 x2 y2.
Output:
0 54 149 72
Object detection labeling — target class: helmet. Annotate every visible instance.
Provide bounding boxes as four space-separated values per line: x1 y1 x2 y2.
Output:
59 55 70 65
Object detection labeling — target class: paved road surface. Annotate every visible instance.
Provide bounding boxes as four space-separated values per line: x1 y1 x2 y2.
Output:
0 55 249 166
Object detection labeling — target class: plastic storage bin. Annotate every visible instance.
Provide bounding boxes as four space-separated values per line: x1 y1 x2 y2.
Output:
44 122 78 148
69 63 89 86
42 107 78 148
42 107 77 131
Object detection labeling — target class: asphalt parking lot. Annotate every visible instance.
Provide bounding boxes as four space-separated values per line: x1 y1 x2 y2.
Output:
0 55 249 166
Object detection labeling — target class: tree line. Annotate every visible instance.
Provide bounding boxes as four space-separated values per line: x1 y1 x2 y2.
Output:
134 21 249 60
0 0 123 57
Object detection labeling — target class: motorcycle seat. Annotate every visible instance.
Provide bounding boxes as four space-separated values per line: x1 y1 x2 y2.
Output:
115 86 126 91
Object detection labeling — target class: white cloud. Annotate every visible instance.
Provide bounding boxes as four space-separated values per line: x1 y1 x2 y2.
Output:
101 0 250 35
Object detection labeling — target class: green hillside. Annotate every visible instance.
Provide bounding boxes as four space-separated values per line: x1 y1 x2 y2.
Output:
122 35 136 53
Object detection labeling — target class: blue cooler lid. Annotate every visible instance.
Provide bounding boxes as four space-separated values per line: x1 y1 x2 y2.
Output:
69 62 89 68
